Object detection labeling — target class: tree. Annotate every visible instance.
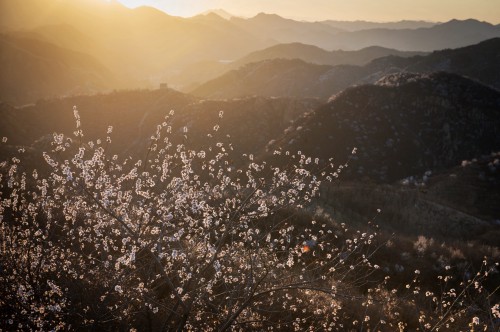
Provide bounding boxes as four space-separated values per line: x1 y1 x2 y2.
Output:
1 107 498 331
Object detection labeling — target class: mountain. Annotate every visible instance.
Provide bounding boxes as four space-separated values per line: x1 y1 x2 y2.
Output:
421 153 500 223
175 44 424 90
404 38 500 89
0 89 320 161
359 37 500 90
229 13 344 48
28 23 106 56
0 0 129 31
191 59 338 99
199 9 236 20
0 33 120 105
8 72 498 183
1 0 499 103
321 20 437 31
321 153 500 244
234 44 425 67
267 72 500 183
2 77 498 246
3 1 495 55
0 0 272 92
326 19 500 51
0 89 194 156
192 38 500 100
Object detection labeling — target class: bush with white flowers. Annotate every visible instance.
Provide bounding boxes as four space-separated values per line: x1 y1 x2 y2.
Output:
1 107 498 331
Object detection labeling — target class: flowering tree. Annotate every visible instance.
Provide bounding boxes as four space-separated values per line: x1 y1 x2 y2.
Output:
1 107 498 331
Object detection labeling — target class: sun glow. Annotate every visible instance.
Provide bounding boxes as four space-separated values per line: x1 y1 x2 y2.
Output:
114 0 500 23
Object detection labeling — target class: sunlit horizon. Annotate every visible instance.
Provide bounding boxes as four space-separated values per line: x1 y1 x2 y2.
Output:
115 0 500 23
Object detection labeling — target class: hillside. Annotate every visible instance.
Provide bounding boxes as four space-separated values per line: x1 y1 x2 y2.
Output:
229 12 343 47
192 59 338 99
0 0 272 93
193 38 500 100
267 72 500 182
0 33 119 105
0 89 320 161
320 154 500 245
327 19 500 51
321 20 437 31
199 9 235 20
2 82 498 245
2 0 499 103
2 76 499 252
404 37 500 89
1 81 499 330
172 44 424 90
1 2 500 330
235 44 426 67
6 72 498 183
176 20 500 90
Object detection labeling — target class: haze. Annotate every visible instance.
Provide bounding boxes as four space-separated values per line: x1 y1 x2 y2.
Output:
2 0 500 329
117 0 500 23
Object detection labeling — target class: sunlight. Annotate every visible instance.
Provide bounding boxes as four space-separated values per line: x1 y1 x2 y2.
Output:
116 0 149 7
116 0 189 16
1 0 499 329
113 0 500 22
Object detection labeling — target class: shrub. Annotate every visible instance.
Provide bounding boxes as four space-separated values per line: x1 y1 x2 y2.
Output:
0 107 498 331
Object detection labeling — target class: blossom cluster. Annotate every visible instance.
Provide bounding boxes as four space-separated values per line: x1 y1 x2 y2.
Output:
0 107 497 331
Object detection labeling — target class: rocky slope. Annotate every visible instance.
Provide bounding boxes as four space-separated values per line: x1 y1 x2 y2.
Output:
266 72 500 183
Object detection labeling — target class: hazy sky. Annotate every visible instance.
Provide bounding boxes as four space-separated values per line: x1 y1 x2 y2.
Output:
116 0 500 23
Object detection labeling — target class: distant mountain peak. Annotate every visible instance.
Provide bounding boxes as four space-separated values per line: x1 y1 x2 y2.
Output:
199 9 235 20
195 12 226 21
439 18 492 27
321 19 437 32
253 12 285 20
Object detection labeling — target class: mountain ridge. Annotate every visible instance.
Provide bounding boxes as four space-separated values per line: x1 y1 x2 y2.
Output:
1 0 499 103
267 72 500 182
321 20 437 31
0 33 123 105
192 38 500 100
175 43 424 90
